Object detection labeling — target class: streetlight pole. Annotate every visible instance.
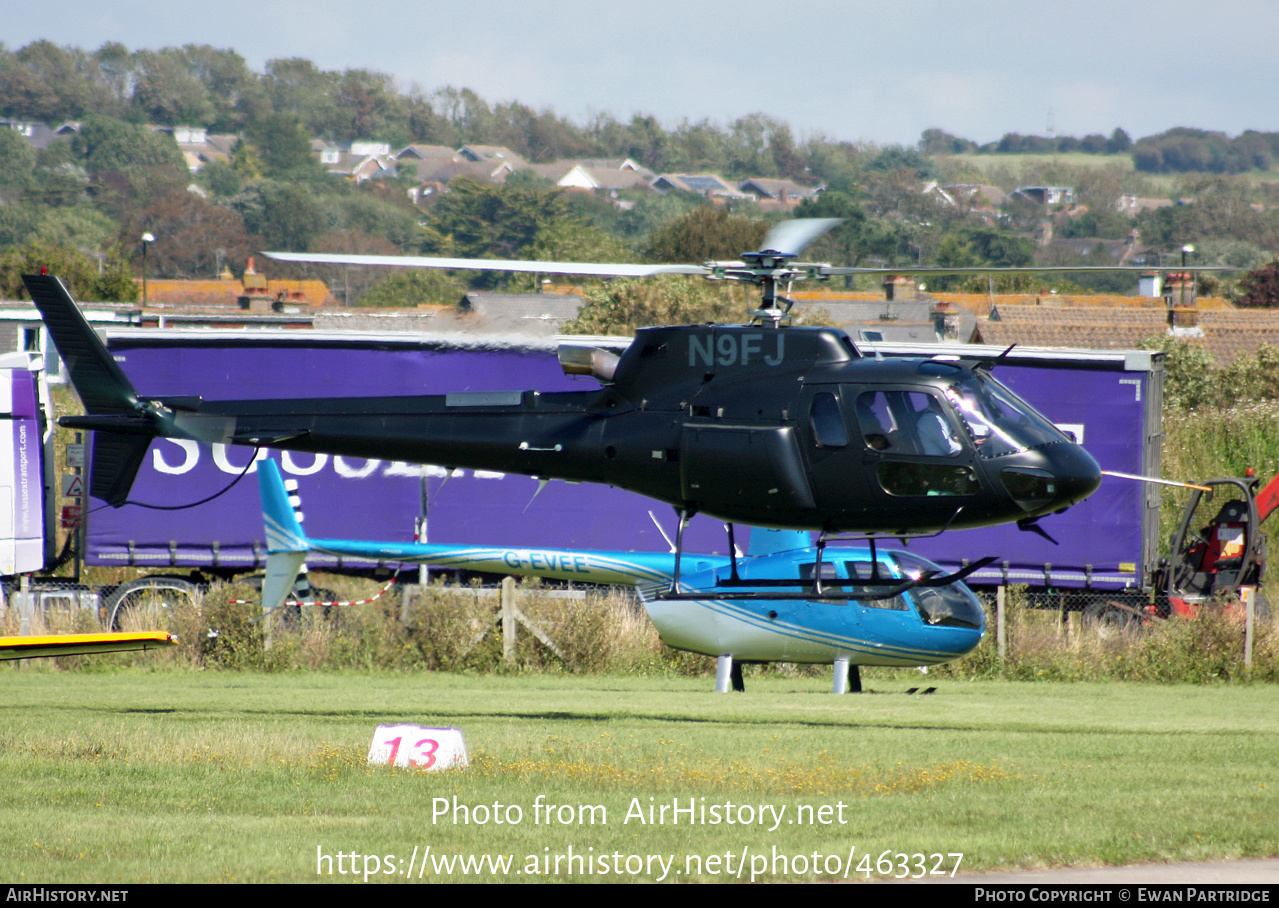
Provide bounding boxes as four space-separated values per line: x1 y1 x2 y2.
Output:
1180 244 1195 308
141 232 155 305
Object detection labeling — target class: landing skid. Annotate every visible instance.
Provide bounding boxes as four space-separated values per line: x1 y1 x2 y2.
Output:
714 654 863 694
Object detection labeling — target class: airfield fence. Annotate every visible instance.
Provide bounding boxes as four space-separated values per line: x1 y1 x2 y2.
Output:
2 574 1275 683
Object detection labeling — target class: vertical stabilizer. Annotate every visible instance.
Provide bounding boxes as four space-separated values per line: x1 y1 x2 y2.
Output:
21 275 141 415
259 460 310 612
22 274 153 505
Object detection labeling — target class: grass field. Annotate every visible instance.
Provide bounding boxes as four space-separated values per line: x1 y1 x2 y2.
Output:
1 669 1275 883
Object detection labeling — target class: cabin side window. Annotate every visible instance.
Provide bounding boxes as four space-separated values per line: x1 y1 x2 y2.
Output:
808 391 848 448
798 561 839 580
843 560 908 610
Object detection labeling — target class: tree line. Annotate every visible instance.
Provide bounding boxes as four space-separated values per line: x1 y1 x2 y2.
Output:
2 40 1279 311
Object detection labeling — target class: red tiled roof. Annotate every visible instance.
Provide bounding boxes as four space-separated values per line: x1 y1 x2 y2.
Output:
976 304 1279 364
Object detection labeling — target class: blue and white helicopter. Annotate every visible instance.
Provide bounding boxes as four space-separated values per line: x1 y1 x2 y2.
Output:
258 460 987 693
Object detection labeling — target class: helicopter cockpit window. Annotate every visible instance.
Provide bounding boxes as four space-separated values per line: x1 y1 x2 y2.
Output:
944 373 1070 459
856 391 963 456
809 391 848 448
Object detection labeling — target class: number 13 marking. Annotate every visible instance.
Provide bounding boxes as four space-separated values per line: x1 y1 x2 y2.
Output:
385 736 440 768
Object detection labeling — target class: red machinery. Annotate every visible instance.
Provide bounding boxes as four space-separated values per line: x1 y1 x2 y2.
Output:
1087 470 1276 636
1154 470 1277 620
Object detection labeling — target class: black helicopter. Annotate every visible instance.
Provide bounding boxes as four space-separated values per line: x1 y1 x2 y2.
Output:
22 219 1102 595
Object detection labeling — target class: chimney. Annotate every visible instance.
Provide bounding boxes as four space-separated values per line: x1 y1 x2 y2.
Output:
931 301 962 340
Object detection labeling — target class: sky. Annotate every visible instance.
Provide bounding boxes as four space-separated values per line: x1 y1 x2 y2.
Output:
4 0 1278 148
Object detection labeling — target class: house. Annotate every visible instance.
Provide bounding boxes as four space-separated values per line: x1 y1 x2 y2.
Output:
409 158 516 204
1010 185 1075 207
526 161 590 186
918 182 1009 225
782 289 978 343
350 141 391 157
814 299 975 344
576 157 656 181
921 181 957 207
156 126 237 172
395 144 459 181
1 118 78 151
456 145 528 168
312 139 341 166
0 298 140 383
738 178 822 211
135 274 337 310
951 184 1008 209
396 145 467 202
322 141 398 183
397 143 457 162
651 173 751 201
580 166 652 193
524 160 652 194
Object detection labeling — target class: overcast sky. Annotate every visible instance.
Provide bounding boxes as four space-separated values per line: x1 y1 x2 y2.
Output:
5 0 1277 148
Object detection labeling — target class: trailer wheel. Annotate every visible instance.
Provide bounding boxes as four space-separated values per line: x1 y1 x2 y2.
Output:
105 577 200 631
1083 601 1137 640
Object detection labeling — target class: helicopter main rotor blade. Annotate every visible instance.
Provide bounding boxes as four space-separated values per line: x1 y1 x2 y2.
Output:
264 251 707 278
820 264 1242 276
757 218 842 257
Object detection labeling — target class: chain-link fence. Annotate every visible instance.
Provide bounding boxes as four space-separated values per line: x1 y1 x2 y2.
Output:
1 575 205 634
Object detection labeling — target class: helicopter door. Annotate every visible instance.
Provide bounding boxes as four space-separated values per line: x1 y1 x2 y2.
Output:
800 387 868 509
854 390 980 499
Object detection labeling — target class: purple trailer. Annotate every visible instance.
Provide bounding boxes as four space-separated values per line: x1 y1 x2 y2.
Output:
87 330 1163 593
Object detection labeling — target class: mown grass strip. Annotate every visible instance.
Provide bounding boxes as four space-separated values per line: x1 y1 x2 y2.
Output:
0 672 1274 882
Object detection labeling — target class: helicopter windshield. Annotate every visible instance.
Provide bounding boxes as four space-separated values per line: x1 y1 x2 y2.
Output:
889 551 986 629
941 371 1069 459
